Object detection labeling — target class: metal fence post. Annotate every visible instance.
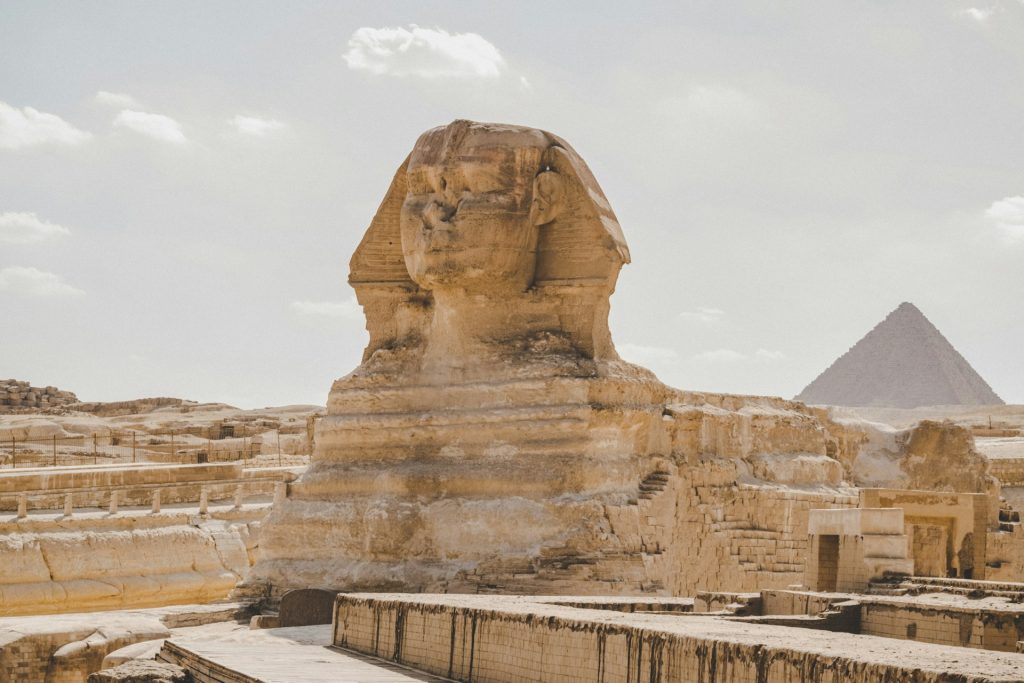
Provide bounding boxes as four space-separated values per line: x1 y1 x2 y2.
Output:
277 430 282 467
52 434 57 467
170 430 175 461
11 436 16 469
132 431 136 464
93 433 98 464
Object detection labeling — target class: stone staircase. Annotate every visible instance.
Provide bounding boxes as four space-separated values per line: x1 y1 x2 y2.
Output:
638 470 670 500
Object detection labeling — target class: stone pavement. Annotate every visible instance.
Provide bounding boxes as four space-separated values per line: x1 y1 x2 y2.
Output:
163 625 450 683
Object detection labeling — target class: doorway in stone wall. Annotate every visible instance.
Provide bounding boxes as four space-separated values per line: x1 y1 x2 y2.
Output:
817 535 839 591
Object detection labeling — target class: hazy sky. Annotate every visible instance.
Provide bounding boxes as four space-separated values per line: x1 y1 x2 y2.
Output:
1 1 1022 407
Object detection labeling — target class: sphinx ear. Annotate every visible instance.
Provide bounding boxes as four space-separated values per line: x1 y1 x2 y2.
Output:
531 170 565 226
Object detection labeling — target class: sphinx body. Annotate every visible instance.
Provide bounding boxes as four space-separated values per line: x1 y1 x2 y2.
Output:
240 121 884 599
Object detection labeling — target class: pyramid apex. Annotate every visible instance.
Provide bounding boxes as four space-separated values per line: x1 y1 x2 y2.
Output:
895 301 921 313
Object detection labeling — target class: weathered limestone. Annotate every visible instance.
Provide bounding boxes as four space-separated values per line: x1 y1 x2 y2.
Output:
818 415 996 493
87 660 191 683
0 462 297 512
241 120 860 600
0 508 262 617
0 603 248 683
860 488 989 580
331 593 1024 682
0 379 77 413
804 508 913 592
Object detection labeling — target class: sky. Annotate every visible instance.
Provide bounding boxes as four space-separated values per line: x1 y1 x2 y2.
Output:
1 1 1022 408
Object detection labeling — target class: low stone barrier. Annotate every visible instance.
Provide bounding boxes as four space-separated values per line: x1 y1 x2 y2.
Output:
333 593 1024 682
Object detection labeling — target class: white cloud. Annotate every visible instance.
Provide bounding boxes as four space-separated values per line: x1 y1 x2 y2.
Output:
618 343 679 364
691 348 747 363
0 266 84 297
229 115 287 137
291 298 362 320
0 212 71 244
113 110 187 144
0 101 92 149
679 307 725 324
95 91 140 108
754 348 786 361
957 7 995 22
343 25 506 79
985 195 1024 243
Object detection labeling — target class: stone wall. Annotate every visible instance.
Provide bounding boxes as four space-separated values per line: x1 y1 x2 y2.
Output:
0 380 77 413
988 458 1024 487
0 462 297 512
0 507 263 616
608 459 857 596
332 593 1024 682
860 600 1022 652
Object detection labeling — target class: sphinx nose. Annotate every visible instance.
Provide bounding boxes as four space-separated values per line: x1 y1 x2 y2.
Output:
423 200 456 228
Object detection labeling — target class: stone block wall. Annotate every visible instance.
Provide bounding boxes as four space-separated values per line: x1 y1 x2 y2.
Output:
657 460 858 595
988 458 1024 487
860 600 1022 652
0 380 77 413
0 508 264 616
333 594 1024 682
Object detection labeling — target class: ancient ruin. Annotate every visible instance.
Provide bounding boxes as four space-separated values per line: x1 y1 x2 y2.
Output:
0 380 77 413
241 120 858 599
796 302 1004 408
3 120 1024 682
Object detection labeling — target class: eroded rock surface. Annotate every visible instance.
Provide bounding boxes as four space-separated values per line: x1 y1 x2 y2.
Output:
239 121 864 599
88 660 191 683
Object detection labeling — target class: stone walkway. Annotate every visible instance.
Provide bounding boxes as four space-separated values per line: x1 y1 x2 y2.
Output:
164 625 449 683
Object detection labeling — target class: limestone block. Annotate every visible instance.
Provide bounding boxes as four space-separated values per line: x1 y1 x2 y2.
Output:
88 660 190 683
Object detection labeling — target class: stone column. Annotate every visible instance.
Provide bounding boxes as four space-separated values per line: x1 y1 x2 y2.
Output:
199 487 209 515
17 494 27 519
64 493 74 517
151 489 161 514
108 490 119 515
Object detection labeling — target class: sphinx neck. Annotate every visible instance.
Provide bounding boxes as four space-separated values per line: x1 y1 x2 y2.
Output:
420 287 527 380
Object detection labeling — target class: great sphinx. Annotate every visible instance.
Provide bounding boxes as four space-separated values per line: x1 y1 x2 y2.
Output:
240 120 932 600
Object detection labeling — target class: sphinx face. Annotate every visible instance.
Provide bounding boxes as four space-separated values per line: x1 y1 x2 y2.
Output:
400 124 548 294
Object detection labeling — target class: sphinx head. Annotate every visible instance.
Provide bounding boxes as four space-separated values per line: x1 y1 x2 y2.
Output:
400 121 564 294
349 120 630 359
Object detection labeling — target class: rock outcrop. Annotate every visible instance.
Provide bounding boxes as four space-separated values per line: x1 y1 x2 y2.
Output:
0 379 77 413
88 660 192 683
796 302 1003 408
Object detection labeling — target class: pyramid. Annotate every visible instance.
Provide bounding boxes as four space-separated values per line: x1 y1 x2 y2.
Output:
796 302 1003 408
